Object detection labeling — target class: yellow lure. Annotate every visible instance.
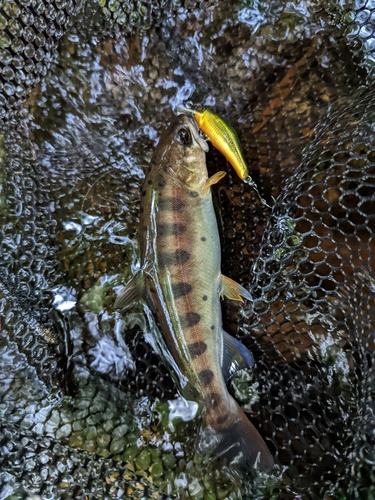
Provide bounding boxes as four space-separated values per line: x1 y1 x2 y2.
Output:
176 105 270 207
197 108 249 181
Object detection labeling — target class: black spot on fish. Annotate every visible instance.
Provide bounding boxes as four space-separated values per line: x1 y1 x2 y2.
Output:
175 249 190 264
184 311 201 327
158 199 169 210
187 341 207 357
210 325 215 330
201 236 207 242
176 223 188 234
157 223 187 237
142 190 146 196
158 249 190 267
156 223 168 236
202 295 208 301
157 175 166 187
158 197 185 212
199 369 214 387
190 191 199 198
172 197 185 211
204 393 222 409
172 282 192 298
140 207 144 213
147 179 152 185
150 287 157 294
216 413 230 425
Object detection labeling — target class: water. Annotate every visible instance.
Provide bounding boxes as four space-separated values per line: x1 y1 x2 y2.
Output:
1 0 375 498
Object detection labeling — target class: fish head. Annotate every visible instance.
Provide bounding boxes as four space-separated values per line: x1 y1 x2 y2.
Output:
156 114 209 190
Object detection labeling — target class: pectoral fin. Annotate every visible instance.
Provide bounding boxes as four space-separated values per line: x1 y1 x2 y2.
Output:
114 271 145 309
222 331 255 380
221 275 252 302
202 171 227 196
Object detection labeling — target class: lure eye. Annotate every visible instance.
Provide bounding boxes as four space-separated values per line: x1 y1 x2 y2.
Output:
178 127 192 145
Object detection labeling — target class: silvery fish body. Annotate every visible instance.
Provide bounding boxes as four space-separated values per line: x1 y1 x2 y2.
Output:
115 115 273 469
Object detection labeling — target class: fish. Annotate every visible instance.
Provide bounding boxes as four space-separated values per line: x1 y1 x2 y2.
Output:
114 114 274 470
176 104 270 207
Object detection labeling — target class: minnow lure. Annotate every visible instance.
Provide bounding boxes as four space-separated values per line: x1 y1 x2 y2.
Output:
176 104 270 207
114 115 274 469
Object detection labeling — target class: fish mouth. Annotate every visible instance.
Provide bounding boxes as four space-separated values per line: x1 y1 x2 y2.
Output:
176 107 209 153
189 118 209 153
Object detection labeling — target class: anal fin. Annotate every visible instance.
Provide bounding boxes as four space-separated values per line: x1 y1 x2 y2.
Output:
202 171 227 196
222 331 255 380
221 275 252 302
114 271 145 309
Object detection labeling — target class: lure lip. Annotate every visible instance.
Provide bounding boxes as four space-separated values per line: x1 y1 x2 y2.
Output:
176 102 204 116
176 104 195 117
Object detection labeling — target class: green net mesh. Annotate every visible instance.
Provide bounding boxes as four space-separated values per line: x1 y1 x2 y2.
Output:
1 1 375 498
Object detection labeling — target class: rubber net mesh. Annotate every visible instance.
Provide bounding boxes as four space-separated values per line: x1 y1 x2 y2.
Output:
0 1 375 499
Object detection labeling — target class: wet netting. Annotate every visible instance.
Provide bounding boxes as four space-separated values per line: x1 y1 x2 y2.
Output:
0 0 375 499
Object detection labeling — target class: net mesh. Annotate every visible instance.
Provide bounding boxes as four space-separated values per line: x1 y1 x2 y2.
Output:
1 1 375 498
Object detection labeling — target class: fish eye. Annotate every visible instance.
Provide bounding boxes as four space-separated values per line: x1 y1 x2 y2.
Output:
178 127 192 145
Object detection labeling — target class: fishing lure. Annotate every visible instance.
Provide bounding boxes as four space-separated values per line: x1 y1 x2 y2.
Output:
176 104 270 207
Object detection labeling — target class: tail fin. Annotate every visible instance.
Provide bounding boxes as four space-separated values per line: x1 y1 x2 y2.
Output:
203 401 274 471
